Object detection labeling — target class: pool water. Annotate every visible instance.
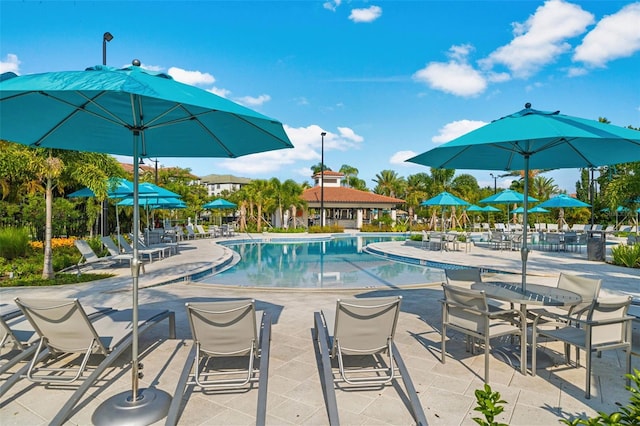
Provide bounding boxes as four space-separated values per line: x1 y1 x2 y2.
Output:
198 235 445 289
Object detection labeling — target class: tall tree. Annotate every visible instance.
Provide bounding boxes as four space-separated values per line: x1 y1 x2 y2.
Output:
373 170 405 198
0 142 123 279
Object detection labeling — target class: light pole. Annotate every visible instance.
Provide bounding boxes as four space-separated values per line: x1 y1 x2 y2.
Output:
320 131 326 228
102 32 113 66
490 173 497 194
101 32 113 237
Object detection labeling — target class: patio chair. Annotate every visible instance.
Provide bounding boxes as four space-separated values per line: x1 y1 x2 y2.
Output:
440 284 526 383
1 298 175 424
531 296 633 399
99 235 137 268
117 234 164 263
529 274 602 321
445 268 482 288
73 239 119 272
166 300 271 426
313 296 426 425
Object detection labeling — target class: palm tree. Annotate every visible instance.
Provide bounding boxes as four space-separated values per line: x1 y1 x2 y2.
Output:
281 179 305 228
373 170 405 198
339 164 358 188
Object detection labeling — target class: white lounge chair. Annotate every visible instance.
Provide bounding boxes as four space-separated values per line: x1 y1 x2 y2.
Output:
313 296 426 425
73 239 119 272
166 299 271 426
117 235 164 263
1 298 175 425
99 236 137 268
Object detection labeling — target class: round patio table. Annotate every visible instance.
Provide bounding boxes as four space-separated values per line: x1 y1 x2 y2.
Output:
471 281 582 371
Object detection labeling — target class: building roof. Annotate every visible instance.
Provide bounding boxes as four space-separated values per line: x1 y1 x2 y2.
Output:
302 186 404 207
199 174 252 185
312 170 345 178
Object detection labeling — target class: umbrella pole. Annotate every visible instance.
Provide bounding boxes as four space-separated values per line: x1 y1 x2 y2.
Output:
521 155 530 293
94 131 171 426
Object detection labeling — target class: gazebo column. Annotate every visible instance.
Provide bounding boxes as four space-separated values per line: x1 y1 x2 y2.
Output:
357 209 363 229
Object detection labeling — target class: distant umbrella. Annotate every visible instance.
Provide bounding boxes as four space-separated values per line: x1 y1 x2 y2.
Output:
203 198 237 209
538 194 590 209
421 191 469 231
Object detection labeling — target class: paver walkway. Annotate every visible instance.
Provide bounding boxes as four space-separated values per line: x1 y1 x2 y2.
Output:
1 234 638 425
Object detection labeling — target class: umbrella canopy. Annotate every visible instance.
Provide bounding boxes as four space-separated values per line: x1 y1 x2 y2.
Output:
203 198 237 209
421 191 469 232
482 205 502 212
138 182 181 199
421 191 469 207
407 103 640 292
67 177 156 199
0 62 293 423
466 204 484 212
512 206 550 214
538 194 590 208
479 189 537 204
117 197 186 209
479 189 537 225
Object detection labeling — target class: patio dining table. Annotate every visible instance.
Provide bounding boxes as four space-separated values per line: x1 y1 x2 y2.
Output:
471 281 582 371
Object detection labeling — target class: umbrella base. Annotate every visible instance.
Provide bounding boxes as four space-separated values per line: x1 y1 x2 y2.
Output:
93 388 171 426
492 345 554 370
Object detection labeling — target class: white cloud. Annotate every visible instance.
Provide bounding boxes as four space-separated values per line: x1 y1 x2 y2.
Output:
138 63 164 72
323 0 341 12
432 120 487 144
337 127 364 142
567 67 588 77
480 0 594 78
349 5 382 23
207 87 231 98
234 94 271 107
573 3 640 67
413 45 487 97
215 124 364 175
390 150 418 166
0 53 20 74
167 67 215 86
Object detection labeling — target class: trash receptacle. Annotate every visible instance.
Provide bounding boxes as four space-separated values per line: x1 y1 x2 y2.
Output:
587 230 606 261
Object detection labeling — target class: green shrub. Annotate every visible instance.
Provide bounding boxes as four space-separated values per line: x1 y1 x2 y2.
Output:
308 225 344 233
473 383 508 426
611 244 640 268
266 227 307 233
561 369 640 425
0 227 30 260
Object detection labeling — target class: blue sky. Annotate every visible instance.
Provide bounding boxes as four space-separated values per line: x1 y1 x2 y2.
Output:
2 0 639 193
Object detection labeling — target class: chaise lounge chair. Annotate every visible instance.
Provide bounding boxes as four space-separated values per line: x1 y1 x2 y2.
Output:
99 235 139 269
117 234 164 263
166 299 271 426
313 296 426 425
73 239 120 272
1 298 175 425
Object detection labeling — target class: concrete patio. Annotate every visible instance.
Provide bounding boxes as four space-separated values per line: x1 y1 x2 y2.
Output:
1 234 638 425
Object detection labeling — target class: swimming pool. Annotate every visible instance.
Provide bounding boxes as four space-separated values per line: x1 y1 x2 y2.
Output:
197 235 446 289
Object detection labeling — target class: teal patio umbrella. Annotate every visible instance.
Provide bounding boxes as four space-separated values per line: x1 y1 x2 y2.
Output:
203 198 237 225
203 198 237 209
0 62 293 425
479 189 538 224
407 103 640 292
538 194 590 229
421 191 469 231
69 178 158 251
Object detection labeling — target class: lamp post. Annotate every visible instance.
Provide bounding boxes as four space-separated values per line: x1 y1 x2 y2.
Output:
490 173 497 194
320 131 326 228
100 32 113 237
102 32 113 66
